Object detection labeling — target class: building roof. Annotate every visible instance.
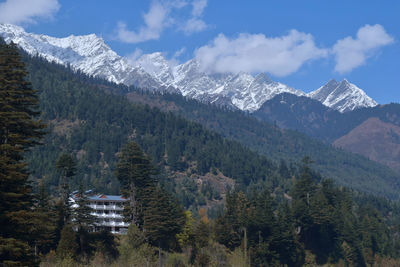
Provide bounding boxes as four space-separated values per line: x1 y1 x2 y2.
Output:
87 194 127 201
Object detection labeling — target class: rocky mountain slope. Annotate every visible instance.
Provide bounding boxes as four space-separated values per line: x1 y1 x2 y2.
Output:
254 92 400 173
308 79 378 112
0 23 377 113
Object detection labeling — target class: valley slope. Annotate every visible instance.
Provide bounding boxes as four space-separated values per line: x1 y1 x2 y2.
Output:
254 93 400 172
20 50 400 199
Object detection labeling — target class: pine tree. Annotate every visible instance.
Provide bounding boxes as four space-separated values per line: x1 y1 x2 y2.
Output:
176 210 195 252
56 153 77 223
143 186 184 264
215 191 250 250
30 181 57 257
291 157 316 246
115 142 156 225
72 183 96 231
0 42 46 265
71 183 96 256
116 141 184 264
56 224 78 260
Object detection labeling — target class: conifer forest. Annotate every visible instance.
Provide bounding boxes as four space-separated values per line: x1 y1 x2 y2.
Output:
2 39 400 267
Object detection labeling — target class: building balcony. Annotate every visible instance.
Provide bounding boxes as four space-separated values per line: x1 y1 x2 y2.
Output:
89 204 124 211
96 221 129 227
91 212 123 219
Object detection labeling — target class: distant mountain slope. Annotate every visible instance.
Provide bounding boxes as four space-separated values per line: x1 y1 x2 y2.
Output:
254 93 400 173
0 23 377 113
334 117 400 172
252 93 344 141
255 93 400 141
17 45 399 198
120 91 400 199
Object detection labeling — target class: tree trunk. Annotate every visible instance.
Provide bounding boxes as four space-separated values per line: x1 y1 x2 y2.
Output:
158 244 163 267
80 230 85 255
130 183 137 224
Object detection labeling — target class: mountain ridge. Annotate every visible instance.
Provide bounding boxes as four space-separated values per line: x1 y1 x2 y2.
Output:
308 78 378 112
0 23 377 113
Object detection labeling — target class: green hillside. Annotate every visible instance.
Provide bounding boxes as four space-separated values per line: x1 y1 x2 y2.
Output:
25 55 285 203
24 53 400 199
3 41 400 267
126 90 400 199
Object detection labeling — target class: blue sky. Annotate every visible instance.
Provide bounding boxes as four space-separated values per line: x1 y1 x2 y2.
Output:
1 0 399 104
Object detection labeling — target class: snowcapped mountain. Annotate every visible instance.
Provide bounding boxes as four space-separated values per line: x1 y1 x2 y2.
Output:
308 79 378 112
169 59 304 111
133 52 175 86
0 23 173 93
0 23 378 113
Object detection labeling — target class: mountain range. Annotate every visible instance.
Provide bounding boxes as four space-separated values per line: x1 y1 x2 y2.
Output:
3 23 400 177
19 48 400 199
0 23 377 113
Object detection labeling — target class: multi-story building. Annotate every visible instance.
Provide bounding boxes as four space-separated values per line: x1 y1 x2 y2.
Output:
70 193 130 234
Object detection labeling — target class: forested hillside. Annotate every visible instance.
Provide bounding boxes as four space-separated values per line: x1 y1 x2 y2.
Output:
254 93 400 172
3 39 400 267
255 92 400 143
23 52 400 199
25 54 288 211
89 83 400 199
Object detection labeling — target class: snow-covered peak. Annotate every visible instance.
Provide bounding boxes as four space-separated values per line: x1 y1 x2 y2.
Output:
134 52 174 85
254 73 274 84
0 23 25 36
308 79 378 112
0 23 175 91
0 24 378 113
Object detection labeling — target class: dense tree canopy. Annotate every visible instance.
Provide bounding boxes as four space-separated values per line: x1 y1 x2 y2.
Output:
0 42 46 265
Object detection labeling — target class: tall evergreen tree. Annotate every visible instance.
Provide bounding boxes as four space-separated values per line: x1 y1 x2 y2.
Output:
0 42 46 265
56 224 78 260
56 153 77 221
143 185 184 265
115 141 156 225
143 186 184 250
30 181 57 257
291 157 316 246
72 183 96 231
71 183 96 256
116 142 185 264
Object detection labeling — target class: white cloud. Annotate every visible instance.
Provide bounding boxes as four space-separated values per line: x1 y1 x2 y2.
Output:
173 47 186 58
168 47 186 66
194 30 328 76
182 17 207 34
125 48 144 65
192 0 207 17
182 0 208 34
0 0 60 25
116 0 209 43
333 24 394 73
116 1 169 44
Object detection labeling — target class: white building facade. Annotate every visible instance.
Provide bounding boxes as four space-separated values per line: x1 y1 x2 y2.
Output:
70 194 130 234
